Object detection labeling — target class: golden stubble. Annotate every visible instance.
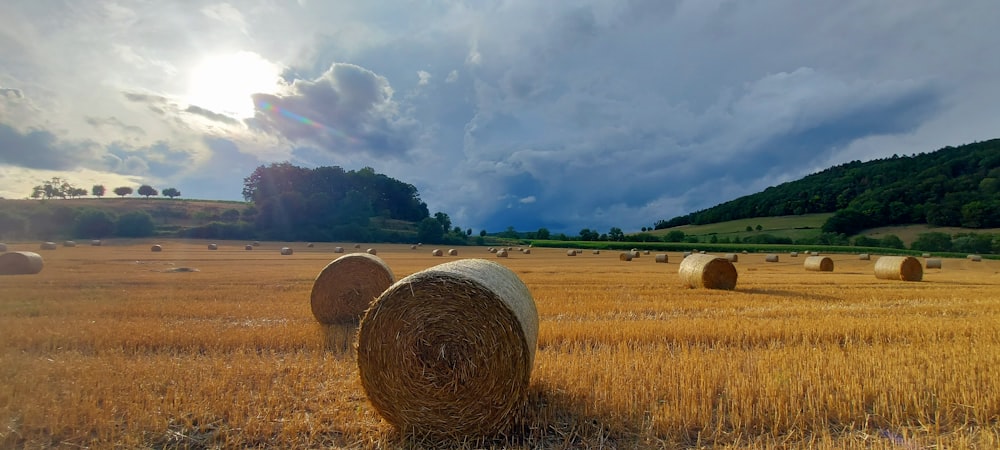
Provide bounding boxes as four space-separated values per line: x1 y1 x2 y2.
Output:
1 241 998 448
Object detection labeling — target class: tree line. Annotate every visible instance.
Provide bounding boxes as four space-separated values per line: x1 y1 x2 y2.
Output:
29 177 182 200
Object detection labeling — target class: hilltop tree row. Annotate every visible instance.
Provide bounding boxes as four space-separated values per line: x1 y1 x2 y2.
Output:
29 178 181 200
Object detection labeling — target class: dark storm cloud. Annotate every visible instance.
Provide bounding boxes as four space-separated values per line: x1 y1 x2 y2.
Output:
0 123 94 170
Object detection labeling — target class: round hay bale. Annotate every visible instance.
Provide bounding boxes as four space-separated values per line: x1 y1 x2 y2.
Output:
521 249 531 254
724 253 738 263
859 253 871 260
874 256 923 281
632 251 641 259
307 242 315 248
63 240 77 247
311 253 395 325
496 249 508 258
90 240 102 246
655 254 668 263
334 247 345 253
417 243 423 247
566 250 577 256
682 251 692 258
40 242 57 250
619 252 632 262
922 253 931 258
253 241 261 247
698 250 706 254
151 244 162 252
741 250 748 254
245 244 253 251
643 250 650 255
448 249 458 256
789 252 799 257
804 255 834 272
357 259 538 437
678 253 738 290
0 243 6 252
765 254 779 263
280 247 293 255
809 251 819 256
354 244 362 249
592 250 600 255
366 248 377 255
0 251 44 275
410 245 417 250
968 254 982 262
925 258 942 269
488 247 497 253
207 243 218 250
432 249 443 257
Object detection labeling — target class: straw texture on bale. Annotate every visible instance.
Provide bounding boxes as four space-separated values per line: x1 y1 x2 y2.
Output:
765 254 779 262
859 253 871 260
280 247 293 255
432 249 443 256
334 247 345 253
245 245 253 250
677 253 738 290
968 254 982 262
40 242 57 250
91 240 101 246
925 258 942 269
151 244 162 252
366 248 377 255
311 253 395 324
874 256 923 282
0 251 44 275
357 259 538 437
566 250 577 256
208 243 218 250
724 253 738 263
655 254 668 263
496 249 508 258
804 256 834 272
448 249 458 256
619 252 632 262
63 240 77 247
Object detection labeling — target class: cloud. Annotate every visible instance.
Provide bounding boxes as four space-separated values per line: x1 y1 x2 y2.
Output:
417 70 431 86
0 123 98 170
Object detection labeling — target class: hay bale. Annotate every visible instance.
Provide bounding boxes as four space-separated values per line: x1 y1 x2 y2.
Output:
366 248 377 255
151 244 162 252
682 251 692 258
253 241 261 247
922 253 931 258
643 250 650 255
448 249 458 256
925 258 942 269
968 254 982 262
410 245 417 250
245 244 253 251
809 251 819 256
874 256 922 282
334 247 345 253
207 243 218 250
307 242 315 248
354 244 362 249
789 252 798 257
677 253 738 290
0 243 6 252
488 247 497 253
631 251 641 259
432 249 443 256
724 253 738 263
40 242 57 250
859 253 871 260
311 253 395 324
619 252 632 262
0 251 44 275
765 254 779 263
566 250 577 256
522 249 531 254
496 249 509 258
592 250 600 255
804 256 834 272
357 259 538 437
91 240 102 246
280 247 293 255
655 254 668 263
741 250 748 254
63 240 77 247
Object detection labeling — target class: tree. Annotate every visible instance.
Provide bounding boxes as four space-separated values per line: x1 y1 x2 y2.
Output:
755 224 763 231
113 186 133 198
116 211 155 237
745 225 753 232
162 187 181 199
879 234 905 250
579 228 599 241
30 177 73 199
0 211 27 239
74 209 116 238
911 232 952 252
466 228 472 236
664 230 686 242
433 212 452 234
137 185 158 198
68 187 88 198
608 227 624 241
92 185 106 198
536 227 551 240
417 217 444 243
479 229 487 237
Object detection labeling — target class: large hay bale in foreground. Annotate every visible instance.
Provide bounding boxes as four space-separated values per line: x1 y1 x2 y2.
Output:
874 256 922 281
151 244 162 252
925 258 942 269
655 254 668 263
804 256 834 272
357 259 538 437
0 251 44 275
311 253 395 324
678 253 738 290
280 247 293 255
765 254 779 263
40 242 57 250
619 252 632 262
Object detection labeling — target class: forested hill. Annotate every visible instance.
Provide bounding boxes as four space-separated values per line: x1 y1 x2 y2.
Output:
655 138 1000 235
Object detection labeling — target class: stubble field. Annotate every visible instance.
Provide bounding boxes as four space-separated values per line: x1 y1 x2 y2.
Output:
1 241 999 449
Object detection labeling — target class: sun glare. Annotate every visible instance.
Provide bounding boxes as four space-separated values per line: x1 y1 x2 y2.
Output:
186 51 283 119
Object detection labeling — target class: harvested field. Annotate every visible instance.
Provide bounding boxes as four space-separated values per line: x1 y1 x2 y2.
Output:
1 241 999 449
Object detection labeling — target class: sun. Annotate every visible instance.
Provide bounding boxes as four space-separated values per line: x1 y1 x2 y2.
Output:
185 51 283 119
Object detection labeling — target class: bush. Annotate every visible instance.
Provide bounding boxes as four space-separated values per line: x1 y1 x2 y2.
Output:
911 232 952 252
116 211 155 237
74 209 116 238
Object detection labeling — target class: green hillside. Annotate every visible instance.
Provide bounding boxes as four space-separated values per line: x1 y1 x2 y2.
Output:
650 213 833 242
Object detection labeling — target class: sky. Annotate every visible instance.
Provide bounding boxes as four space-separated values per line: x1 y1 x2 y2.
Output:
1 1 998 234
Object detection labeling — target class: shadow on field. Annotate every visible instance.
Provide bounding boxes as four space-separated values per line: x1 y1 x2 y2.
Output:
319 323 358 354
740 288 840 302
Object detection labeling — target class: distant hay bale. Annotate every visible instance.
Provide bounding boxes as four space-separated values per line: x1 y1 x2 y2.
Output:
0 251 44 275
280 247 293 255
357 259 538 437
410 245 417 250
859 253 871 260
592 250 600 255
207 243 218 250
925 258 942 269
968 254 982 262
682 251 692 258
698 251 706 254
922 253 931 258
655 254 668 263
741 250 748 254
566 250 577 256
488 247 497 253
678 253 738 290
151 244 162 252
496 249 508 258
809 251 819 256
804 256 834 272
874 256 923 282
310 253 395 325
432 249 443 256
307 242 315 248
522 249 531 254
0 243 6 252
417 243 423 247
354 244 362 249
91 240 101 246
40 242 57 250
765 254 779 263
643 250 650 255
63 240 77 247
724 253 738 263
448 249 458 256
245 245 253 250
632 251 641 259
619 252 632 262
790 252 799 257
366 248 377 255
253 241 261 247
334 247 345 253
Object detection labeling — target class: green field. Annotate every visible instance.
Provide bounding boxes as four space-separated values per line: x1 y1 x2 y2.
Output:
651 213 834 241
